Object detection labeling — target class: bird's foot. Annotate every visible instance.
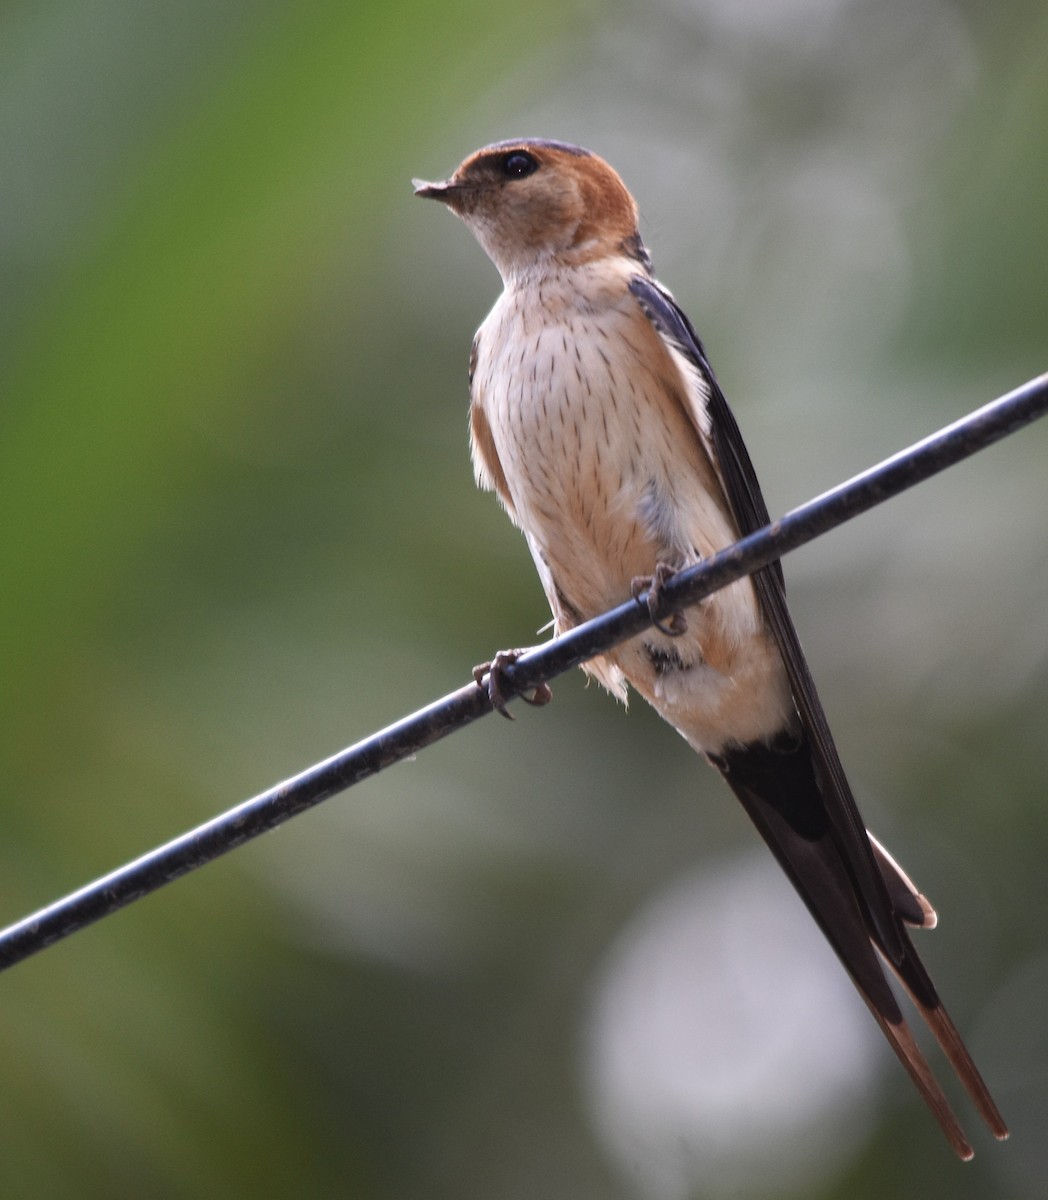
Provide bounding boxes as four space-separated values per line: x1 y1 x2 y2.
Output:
473 649 553 719
631 562 688 637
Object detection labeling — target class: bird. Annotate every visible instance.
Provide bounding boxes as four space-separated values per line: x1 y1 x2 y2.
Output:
414 137 1008 1159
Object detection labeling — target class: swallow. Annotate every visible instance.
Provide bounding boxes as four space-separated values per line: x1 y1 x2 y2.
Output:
414 138 1008 1158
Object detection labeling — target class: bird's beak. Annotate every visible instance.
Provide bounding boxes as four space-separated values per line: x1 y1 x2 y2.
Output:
412 177 454 202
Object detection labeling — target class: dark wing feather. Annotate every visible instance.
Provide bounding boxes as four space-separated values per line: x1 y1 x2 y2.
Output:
628 275 900 958
628 275 1008 1148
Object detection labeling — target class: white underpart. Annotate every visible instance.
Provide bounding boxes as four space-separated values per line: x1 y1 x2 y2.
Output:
470 255 793 751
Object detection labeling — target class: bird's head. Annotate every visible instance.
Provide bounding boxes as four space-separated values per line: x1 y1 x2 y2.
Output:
414 138 649 283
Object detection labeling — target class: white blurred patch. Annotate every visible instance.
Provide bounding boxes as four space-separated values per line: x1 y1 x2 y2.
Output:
583 851 883 1200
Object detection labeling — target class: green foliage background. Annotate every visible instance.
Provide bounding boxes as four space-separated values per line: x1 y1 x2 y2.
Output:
2 1 1046 1196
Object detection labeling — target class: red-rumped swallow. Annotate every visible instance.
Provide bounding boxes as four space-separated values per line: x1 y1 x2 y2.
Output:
414 138 1007 1158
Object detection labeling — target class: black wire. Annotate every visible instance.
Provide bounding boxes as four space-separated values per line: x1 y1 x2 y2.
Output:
1 371 1046 972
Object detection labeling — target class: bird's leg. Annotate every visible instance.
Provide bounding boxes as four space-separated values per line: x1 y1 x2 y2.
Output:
473 649 553 719
631 561 688 637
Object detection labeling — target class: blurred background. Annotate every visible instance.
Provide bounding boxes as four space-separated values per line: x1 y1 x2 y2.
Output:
2 0 1046 1196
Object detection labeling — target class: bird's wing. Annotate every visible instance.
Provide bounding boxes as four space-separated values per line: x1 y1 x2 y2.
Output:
628 275 900 950
628 274 1007 1152
469 333 518 516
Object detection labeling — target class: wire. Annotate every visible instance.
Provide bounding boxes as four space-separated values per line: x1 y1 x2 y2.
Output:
1 371 1046 972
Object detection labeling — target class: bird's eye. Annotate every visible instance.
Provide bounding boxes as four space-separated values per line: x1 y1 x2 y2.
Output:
501 151 538 179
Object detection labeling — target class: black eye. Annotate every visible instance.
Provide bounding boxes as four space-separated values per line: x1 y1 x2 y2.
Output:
501 151 538 179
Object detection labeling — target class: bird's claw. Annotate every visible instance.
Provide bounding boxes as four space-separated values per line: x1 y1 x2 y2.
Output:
473 649 553 719
631 563 688 637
